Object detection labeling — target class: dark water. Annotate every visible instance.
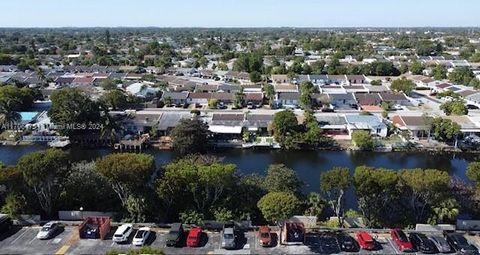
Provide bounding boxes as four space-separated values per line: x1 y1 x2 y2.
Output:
1 146 479 209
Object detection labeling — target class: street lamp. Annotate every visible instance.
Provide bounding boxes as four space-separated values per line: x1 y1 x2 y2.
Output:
79 207 84 220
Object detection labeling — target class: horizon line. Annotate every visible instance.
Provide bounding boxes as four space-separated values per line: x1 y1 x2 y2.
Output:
0 26 479 29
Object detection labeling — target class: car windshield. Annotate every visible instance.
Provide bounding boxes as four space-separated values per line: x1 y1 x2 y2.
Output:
169 231 179 235
224 234 234 239
41 226 50 231
135 230 145 238
260 233 270 238
397 231 408 242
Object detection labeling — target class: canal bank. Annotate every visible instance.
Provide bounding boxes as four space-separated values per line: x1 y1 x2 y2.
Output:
1 145 478 209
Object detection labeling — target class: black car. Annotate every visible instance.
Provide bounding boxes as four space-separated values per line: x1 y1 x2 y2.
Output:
0 214 13 236
445 233 478 254
408 232 436 254
337 232 359 252
166 223 184 247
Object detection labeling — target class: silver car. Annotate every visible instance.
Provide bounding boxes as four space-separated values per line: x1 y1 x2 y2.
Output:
429 235 452 253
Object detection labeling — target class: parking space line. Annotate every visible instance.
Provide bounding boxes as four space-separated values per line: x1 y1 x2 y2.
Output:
387 238 400 254
10 228 28 244
55 245 70 255
28 235 37 244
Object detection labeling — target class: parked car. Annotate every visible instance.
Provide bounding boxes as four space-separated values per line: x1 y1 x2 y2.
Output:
113 224 133 243
356 231 376 250
166 223 184 247
258 226 272 247
390 229 414 252
37 221 60 240
247 102 256 109
186 227 202 247
132 227 151 246
445 233 479 254
337 232 358 252
408 232 436 254
221 222 236 249
429 235 452 253
0 214 13 236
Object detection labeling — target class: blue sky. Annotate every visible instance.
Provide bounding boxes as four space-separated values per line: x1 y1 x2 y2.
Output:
1 0 479 27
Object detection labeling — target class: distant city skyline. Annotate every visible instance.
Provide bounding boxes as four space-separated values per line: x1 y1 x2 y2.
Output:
1 0 480 28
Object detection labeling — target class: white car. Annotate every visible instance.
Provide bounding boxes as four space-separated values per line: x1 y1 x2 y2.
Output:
132 227 151 246
112 224 133 243
37 221 60 239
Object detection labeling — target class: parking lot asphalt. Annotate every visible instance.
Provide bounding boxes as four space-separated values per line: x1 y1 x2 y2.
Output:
0 226 72 255
3 225 480 255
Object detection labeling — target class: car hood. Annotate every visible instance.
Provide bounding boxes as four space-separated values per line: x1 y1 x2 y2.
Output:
37 231 48 238
166 234 179 241
223 238 235 246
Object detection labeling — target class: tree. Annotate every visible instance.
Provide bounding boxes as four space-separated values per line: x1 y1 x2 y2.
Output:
299 81 314 110
390 78 415 95
179 210 204 226
170 119 209 156
95 153 155 221
429 198 459 225
60 161 118 212
17 149 69 216
100 90 127 110
249 71 262 83
263 164 303 195
469 79 480 89
410 61 425 75
432 65 447 80
304 193 327 219
257 192 301 223
430 118 461 142
263 83 275 106
48 88 101 135
467 162 480 188
320 167 351 225
100 79 117 90
156 157 236 215
208 98 218 109
353 166 399 227
400 169 450 222
271 110 299 148
1 193 27 218
440 99 468 116
449 67 475 85
352 130 374 151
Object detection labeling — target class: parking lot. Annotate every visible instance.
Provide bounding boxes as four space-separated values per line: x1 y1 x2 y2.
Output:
0 226 73 254
2 225 480 254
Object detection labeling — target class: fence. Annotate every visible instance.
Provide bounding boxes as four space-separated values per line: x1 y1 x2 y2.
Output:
58 210 115 221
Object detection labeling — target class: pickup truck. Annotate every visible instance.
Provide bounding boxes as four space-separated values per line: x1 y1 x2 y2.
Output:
221 222 236 249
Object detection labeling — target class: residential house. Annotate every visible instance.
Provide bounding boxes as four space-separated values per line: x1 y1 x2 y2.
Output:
271 74 290 85
209 113 244 140
161 92 189 105
315 114 349 137
244 114 273 134
466 93 480 107
345 115 388 137
212 92 235 104
187 92 212 105
346 75 367 85
444 116 480 137
379 92 410 106
245 92 264 107
275 92 300 108
328 93 357 110
392 115 430 140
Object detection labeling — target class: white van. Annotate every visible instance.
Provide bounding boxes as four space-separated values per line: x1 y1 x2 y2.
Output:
112 224 133 243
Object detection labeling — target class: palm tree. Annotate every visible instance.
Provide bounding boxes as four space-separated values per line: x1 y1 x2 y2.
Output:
99 106 124 145
0 99 21 130
429 199 459 224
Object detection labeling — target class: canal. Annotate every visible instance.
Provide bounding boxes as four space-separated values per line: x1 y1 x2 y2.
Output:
1 146 478 208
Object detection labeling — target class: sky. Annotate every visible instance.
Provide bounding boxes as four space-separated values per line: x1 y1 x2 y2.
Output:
1 0 479 28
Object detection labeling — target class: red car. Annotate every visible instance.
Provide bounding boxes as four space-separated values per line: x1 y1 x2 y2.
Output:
391 229 414 252
356 231 376 250
258 226 272 247
186 227 202 247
